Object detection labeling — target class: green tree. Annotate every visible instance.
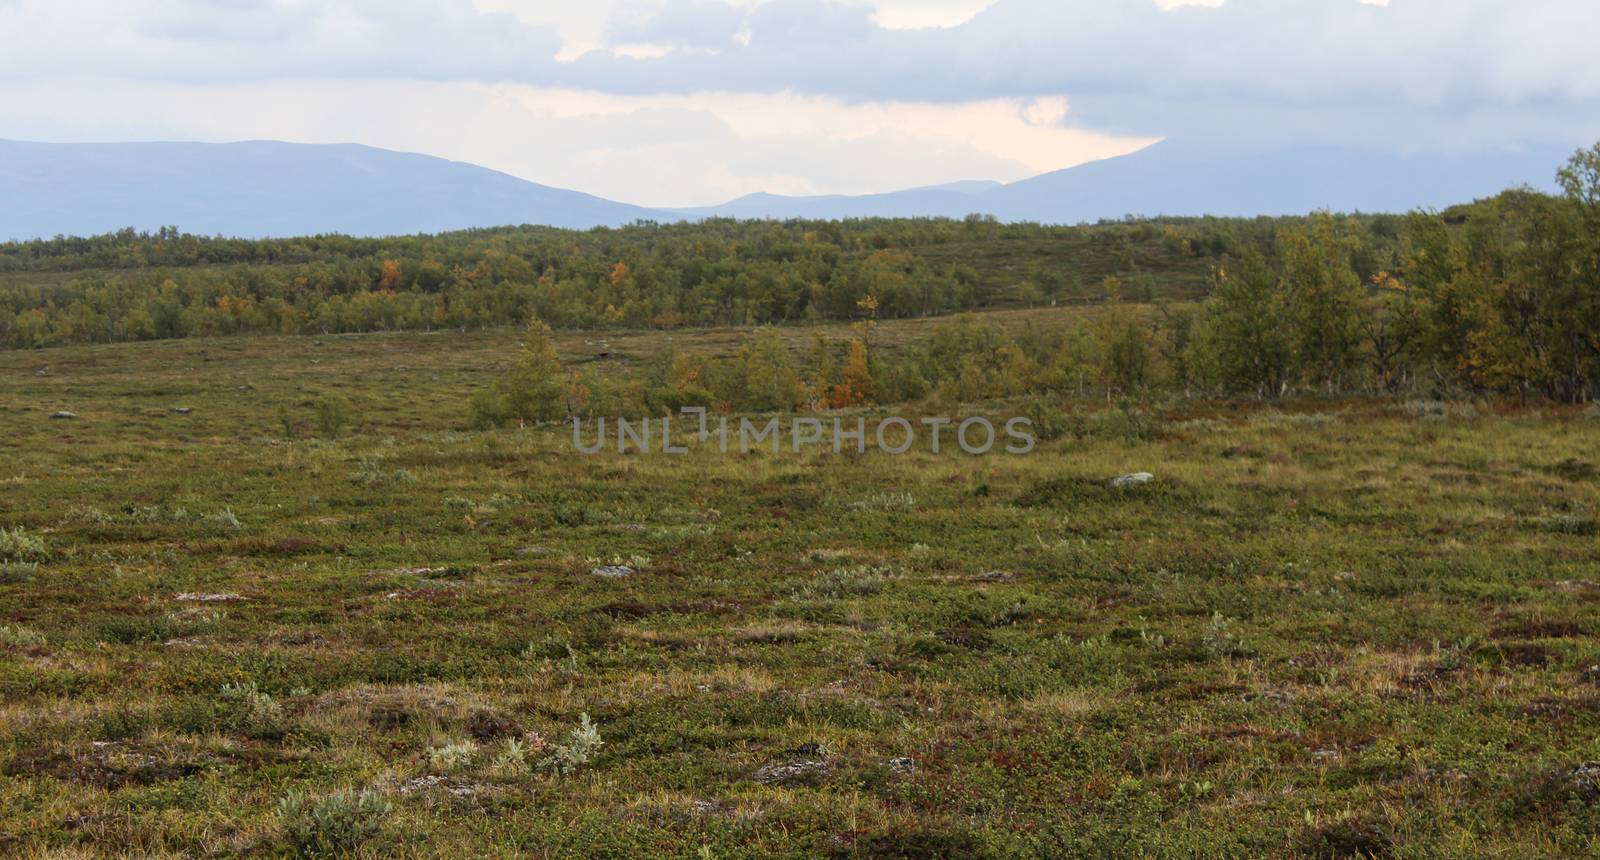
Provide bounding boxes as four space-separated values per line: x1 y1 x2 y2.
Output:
501 316 567 423
738 326 802 411
1280 214 1364 393
1190 254 1292 397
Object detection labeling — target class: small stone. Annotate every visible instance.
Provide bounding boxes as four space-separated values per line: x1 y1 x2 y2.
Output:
171 407 193 415
1572 762 1600 800
887 756 915 774
1109 472 1154 488
591 565 634 579
49 411 79 420
750 759 828 786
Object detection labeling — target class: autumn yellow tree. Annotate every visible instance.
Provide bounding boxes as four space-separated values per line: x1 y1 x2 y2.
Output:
830 339 873 407
376 259 401 292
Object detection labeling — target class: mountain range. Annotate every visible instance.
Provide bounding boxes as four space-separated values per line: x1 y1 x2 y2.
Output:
0 138 1574 241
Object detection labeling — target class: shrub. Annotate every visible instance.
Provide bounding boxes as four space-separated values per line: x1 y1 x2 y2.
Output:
1200 611 1245 659
313 395 352 437
425 741 478 773
277 788 392 857
0 562 38 584
491 736 544 777
0 527 48 562
0 624 46 647
221 681 284 732
793 566 895 600
468 389 511 430
541 713 603 776
207 508 244 532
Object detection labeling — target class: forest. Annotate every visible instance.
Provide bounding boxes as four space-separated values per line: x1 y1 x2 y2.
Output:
6 144 1600 404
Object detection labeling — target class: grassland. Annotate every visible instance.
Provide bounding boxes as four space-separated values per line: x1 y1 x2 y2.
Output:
2 315 1599 858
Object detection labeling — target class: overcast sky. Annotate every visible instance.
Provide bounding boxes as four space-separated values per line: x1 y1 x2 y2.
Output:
2 0 1596 206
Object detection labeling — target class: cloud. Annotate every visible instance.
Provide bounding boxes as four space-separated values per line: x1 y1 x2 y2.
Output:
0 0 563 82
559 0 1600 106
11 0 1600 110
2 0 1597 201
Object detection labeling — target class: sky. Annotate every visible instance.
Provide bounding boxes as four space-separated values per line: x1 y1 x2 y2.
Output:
1 0 1596 207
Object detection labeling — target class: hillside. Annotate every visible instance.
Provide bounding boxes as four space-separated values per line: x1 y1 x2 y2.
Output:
679 141 1571 223
0 140 662 240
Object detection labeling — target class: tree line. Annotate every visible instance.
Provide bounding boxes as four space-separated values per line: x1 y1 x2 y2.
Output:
7 145 1600 403
467 145 1600 418
0 212 1279 348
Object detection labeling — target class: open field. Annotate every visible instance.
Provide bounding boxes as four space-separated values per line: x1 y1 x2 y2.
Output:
3 319 1600 858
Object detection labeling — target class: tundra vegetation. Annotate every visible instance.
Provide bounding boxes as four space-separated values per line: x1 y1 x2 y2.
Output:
0 147 1598 857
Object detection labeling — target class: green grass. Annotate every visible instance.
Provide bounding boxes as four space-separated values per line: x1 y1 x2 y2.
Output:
1 318 1598 857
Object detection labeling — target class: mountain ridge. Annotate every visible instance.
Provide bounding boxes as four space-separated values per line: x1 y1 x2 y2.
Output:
0 139 661 240
0 138 1579 241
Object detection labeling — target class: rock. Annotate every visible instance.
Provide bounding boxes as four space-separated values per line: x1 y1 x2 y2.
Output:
1109 472 1154 488
750 759 828 786
1572 762 1600 800
886 756 916 774
171 407 193 415
591 565 634 579
49 411 79 420
974 570 1015 583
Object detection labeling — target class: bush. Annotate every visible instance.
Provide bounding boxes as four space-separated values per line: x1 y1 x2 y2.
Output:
793 566 896 599
0 563 38 584
313 395 352 437
425 741 477 773
0 624 46 648
278 788 392 857
0 527 48 562
468 389 511 430
221 681 284 733
540 713 603 776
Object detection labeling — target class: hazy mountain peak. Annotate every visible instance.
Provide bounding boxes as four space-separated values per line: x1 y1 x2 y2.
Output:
0 139 661 240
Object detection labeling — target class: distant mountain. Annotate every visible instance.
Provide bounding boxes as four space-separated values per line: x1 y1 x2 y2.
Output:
680 141 1574 223
1 138 1579 241
667 187 989 221
0 139 663 240
979 141 1571 223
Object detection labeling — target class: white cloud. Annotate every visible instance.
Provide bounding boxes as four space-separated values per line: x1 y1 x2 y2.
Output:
1 0 1597 201
865 0 995 29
